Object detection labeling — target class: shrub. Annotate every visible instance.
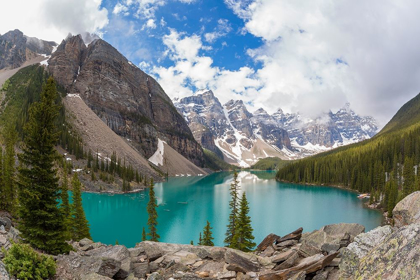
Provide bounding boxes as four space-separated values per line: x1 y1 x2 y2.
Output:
3 242 56 280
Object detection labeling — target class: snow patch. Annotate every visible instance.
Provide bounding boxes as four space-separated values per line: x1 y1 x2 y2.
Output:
149 138 166 166
67 94 82 99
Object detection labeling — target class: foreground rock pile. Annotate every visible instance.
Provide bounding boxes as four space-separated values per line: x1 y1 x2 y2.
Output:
54 223 364 280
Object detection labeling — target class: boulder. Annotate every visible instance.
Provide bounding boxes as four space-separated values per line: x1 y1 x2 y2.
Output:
271 250 296 263
299 223 364 257
82 273 113 280
141 242 164 261
273 251 299 271
392 191 420 227
55 254 121 278
0 217 11 231
340 222 420 279
147 272 164 280
0 261 10 280
260 253 338 280
257 233 280 252
276 228 303 244
225 250 260 273
80 237 94 247
132 262 149 278
6 227 20 242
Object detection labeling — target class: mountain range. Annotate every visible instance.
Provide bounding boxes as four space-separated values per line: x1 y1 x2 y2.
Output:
174 90 378 167
0 29 379 182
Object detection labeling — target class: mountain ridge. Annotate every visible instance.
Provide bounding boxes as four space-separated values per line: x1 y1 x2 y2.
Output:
175 90 378 166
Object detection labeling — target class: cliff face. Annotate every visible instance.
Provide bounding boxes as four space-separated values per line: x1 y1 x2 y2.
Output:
48 35 204 167
0 29 56 70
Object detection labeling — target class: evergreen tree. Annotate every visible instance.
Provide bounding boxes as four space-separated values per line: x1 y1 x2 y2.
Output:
147 178 159 241
231 192 256 252
3 124 17 213
17 77 71 254
71 173 91 241
61 162 72 240
198 232 202 245
225 171 240 247
201 221 214 246
142 227 147 241
0 147 4 209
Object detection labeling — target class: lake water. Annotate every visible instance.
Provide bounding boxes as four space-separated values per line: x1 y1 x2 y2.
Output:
82 171 383 247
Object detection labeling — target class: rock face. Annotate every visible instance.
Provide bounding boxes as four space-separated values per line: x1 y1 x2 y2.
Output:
339 223 420 279
174 90 292 167
0 29 56 70
392 191 420 227
48 35 204 167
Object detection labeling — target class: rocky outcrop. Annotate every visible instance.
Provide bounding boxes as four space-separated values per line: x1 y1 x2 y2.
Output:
339 192 420 279
0 29 56 70
339 223 420 279
392 191 420 227
48 35 204 167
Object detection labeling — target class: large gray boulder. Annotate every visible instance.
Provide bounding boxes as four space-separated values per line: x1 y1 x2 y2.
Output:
339 225 394 278
0 261 10 280
299 223 365 257
392 191 420 227
339 223 420 279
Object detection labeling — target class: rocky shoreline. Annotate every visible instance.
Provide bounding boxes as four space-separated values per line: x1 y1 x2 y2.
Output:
1 191 420 280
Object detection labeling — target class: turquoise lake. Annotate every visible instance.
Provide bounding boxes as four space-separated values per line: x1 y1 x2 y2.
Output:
81 171 383 247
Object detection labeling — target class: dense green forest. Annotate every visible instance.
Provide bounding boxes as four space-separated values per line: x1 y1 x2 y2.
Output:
277 93 420 216
251 157 291 170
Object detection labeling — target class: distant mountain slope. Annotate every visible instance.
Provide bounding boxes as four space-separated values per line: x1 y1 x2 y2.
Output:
47 34 205 168
272 103 378 156
277 93 420 213
174 90 292 167
0 29 56 70
63 94 160 179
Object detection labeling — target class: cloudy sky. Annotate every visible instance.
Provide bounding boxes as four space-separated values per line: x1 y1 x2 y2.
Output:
1 0 420 126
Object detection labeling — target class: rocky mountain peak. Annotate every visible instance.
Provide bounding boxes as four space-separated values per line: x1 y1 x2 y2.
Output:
0 29 57 70
48 34 205 167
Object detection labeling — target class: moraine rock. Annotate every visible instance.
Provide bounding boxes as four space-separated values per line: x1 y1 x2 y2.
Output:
0 261 10 280
392 191 420 227
299 223 365 257
339 223 420 279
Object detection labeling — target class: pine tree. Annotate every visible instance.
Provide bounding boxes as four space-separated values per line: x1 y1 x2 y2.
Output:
17 77 71 254
71 173 91 241
198 232 202 245
61 162 72 240
225 171 240 247
3 124 17 213
0 147 4 209
147 178 159 241
142 227 147 241
231 192 256 252
201 221 214 246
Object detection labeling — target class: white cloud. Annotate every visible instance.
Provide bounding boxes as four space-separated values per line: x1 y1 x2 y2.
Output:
113 3 129 15
178 0 197 3
144 19 157 29
151 30 261 105
0 0 109 43
119 0 165 19
223 0 420 125
204 19 232 43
